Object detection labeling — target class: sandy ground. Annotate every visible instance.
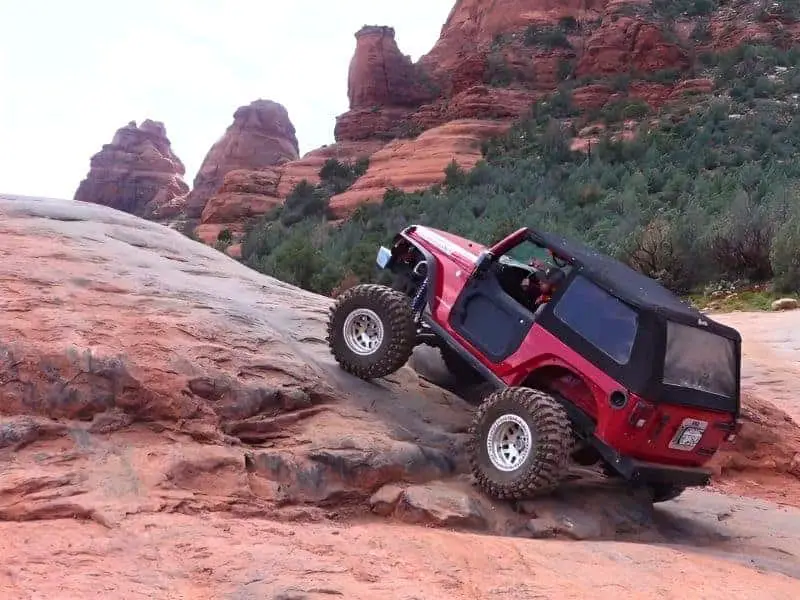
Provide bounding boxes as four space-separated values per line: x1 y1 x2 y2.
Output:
716 311 800 425
1 511 798 600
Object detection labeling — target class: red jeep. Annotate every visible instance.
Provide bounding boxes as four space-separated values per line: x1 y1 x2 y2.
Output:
326 225 742 502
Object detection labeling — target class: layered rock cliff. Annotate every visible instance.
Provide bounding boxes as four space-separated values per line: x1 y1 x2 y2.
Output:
184 99 300 219
73 120 189 219
325 1 728 212
74 0 800 241
196 140 383 245
334 1 711 145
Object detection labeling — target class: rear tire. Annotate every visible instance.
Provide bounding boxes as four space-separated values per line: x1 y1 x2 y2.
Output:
468 387 573 500
327 283 417 380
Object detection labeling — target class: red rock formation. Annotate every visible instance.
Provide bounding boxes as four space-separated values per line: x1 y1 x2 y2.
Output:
334 107 416 142
348 26 437 109
195 141 383 244
2 199 800 597
184 99 300 219
328 119 511 217
575 16 690 78
177 1 762 232
277 140 385 197
197 168 284 242
334 1 702 147
73 120 189 218
419 0 609 74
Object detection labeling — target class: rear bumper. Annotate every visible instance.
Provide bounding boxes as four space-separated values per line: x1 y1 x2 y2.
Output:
592 436 712 487
612 456 712 487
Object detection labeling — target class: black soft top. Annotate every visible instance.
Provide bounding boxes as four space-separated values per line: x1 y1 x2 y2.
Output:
532 230 742 342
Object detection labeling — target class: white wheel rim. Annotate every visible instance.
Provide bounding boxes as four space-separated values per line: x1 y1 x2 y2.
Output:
342 308 384 356
486 413 533 472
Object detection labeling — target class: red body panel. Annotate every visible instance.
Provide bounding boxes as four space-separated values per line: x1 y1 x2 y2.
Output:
403 226 735 469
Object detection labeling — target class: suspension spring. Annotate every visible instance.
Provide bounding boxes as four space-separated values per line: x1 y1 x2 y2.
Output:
411 277 429 317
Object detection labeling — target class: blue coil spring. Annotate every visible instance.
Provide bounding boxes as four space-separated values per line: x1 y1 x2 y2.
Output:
412 277 429 314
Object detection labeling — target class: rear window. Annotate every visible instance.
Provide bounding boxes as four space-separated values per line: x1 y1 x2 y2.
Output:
663 321 737 398
553 275 639 364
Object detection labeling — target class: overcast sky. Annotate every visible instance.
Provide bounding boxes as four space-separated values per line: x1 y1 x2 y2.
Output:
0 0 454 199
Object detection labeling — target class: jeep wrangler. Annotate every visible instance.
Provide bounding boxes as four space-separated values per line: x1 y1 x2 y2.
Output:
326 225 742 503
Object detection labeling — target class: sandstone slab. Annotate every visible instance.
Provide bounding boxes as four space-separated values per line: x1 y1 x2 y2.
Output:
0 194 473 512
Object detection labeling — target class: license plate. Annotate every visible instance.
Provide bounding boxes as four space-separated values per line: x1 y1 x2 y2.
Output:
668 418 708 451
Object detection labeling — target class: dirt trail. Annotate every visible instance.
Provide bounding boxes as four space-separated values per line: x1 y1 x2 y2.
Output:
715 311 800 425
1 510 798 600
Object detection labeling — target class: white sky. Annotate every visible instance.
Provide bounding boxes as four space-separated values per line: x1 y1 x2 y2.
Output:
0 0 454 199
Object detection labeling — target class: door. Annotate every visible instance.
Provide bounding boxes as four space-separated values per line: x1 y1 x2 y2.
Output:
448 264 536 363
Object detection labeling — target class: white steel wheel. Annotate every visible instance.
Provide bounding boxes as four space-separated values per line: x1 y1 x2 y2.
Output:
327 284 417 380
342 308 385 356
486 413 533 472
468 387 573 500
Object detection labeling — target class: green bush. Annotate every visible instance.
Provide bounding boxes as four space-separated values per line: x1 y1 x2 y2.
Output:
483 51 516 87
239 43 800 296
771 211 800 292
217 228 232 244
279 180 329 226
523 25 572 49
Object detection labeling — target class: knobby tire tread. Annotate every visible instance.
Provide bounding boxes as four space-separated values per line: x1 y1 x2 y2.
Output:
468 387 573 500
327 283 416 380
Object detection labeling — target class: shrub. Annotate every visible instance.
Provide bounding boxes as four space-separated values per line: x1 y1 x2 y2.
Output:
238 42 800 298
280 180 329 226
217 228 232 244
771 214 800 292
483 51 515 87
709 193 776 281
523 25 572 49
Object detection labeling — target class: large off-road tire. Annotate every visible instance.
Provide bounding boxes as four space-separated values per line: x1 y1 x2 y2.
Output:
468 387 573 500
327 283 417 380
439 346 484 385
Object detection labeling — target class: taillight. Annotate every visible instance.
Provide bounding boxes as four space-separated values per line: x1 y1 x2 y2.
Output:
725 421 742 443
714 419 741 443
628 399 656 429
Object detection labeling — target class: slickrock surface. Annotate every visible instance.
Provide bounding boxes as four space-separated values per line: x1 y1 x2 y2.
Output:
2 194 800 597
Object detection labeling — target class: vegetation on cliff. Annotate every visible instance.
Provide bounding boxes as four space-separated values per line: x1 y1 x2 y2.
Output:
240 43 800 297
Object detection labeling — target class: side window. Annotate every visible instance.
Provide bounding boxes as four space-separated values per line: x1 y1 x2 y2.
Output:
505 240 550 265
503 241 573 275
553 275 638 364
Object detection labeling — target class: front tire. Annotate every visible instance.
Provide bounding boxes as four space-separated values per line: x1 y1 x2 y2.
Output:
327 283 416 380
468 387 573 500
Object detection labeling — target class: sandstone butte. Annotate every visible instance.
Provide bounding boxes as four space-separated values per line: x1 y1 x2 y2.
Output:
73 0 800 244
2 194 800 597
73 119 190 219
